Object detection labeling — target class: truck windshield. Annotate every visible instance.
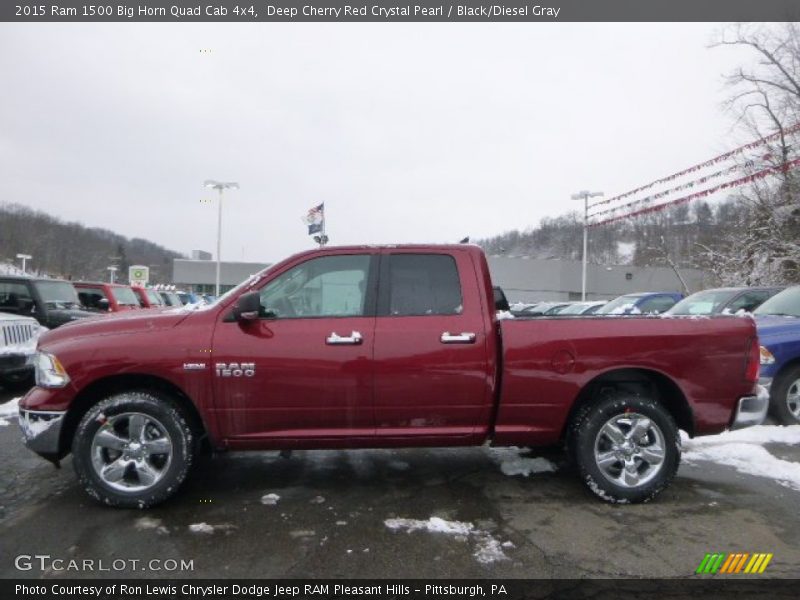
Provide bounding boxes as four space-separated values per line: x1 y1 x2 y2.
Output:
146 290 163 305
754 287 800 318
112 286 140 306
33 281 81 309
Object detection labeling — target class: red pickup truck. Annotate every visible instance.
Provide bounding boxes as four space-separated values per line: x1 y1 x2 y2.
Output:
18 245 766 508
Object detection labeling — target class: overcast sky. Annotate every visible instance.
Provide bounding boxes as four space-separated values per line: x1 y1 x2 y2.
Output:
0 23 755 262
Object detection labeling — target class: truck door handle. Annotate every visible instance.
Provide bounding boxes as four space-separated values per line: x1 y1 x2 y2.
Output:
326 331 363 345
441 332 476 344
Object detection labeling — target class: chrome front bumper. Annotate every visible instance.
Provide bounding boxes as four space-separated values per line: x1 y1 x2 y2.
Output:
732 385 770 429
18 408 65 456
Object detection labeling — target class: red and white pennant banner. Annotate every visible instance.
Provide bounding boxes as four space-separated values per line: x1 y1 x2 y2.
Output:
588 157 800 228
590 123 800 210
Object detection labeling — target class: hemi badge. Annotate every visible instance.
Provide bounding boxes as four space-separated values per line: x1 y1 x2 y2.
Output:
183 362 207 371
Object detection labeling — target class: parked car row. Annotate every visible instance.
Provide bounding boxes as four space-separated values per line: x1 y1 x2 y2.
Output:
0 274 212 389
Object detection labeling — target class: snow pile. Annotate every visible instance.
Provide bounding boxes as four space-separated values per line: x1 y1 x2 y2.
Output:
496 310 515 321
134 517 169 534
385 517 511 564
0 397 21 423
682 426 800 491
260 493 280 505
487 447 558 477
386 516 474 536
188 523 215 534
188 522 236 534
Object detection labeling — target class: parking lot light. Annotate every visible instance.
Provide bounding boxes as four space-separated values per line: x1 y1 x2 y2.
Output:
570 190 604 301
16 253 32 274
203 180 239 297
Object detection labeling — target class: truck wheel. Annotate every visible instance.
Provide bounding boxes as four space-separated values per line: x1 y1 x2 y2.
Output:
72 390 193 508
570 394 680 504
768 366 800 425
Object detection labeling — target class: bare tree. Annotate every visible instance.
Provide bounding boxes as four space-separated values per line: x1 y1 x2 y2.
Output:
703 24 800 284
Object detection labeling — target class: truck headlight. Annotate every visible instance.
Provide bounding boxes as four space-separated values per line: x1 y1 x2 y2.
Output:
35 352 70 388
759 346 776 366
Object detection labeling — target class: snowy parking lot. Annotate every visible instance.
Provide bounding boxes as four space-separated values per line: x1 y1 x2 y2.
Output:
1 388 800 579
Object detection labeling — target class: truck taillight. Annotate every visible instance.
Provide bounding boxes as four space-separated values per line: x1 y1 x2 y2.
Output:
745 337 760 384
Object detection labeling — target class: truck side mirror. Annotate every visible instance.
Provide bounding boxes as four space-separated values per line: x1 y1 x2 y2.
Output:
233 291 262 321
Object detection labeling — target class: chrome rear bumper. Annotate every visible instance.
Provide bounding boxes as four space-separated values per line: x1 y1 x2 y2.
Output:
732 385 769 429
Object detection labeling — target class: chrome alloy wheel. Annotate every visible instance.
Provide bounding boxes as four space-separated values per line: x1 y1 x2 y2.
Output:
594 412 666 488
787 378 800 420
90 412 173 492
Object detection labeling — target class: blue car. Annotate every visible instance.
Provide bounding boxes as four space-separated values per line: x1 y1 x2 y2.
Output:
595 291 684 315
753 286 800 424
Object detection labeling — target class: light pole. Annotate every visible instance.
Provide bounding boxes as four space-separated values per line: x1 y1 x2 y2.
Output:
204 180 239 296
16 253 32 274
107 266 118 283
570 190 604 301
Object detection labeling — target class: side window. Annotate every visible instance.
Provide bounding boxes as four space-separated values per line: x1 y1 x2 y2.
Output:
0 282 33 310
259 255 371 319
78 287 107 310
728 291 771 313
639 295 677 314
383 254 463 317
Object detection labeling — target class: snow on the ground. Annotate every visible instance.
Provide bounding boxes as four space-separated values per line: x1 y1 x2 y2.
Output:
682 426 800 491
496 310 515 320
134 517 169 534
0 397 21 419
385 517 511 564
486 447 558 477
188 522 236 534
260 493 280 505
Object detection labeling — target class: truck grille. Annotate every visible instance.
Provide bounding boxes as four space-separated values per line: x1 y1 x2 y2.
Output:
1 321 38 347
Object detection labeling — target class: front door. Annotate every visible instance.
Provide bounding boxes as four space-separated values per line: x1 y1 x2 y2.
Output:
211 252 378 445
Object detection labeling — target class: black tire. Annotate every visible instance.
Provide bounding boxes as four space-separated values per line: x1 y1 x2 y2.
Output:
72 390 193 508
768 365 800 425
569 394 680 504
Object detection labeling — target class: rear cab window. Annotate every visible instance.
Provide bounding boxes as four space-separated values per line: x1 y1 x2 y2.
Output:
378 253 463 317
78 287 109 310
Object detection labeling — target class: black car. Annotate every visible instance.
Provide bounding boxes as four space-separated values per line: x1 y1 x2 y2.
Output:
665 286 783 316
0 276 97 329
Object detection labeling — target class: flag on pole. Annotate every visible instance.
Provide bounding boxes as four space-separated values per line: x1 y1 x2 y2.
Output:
303 203 324 235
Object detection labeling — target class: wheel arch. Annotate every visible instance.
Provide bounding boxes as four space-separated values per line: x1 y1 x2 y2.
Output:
772 357 800 387
58 374 209 458
563 367 694 440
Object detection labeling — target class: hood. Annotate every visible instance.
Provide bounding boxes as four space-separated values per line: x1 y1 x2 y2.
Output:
754 315 800 339
39 306 195 347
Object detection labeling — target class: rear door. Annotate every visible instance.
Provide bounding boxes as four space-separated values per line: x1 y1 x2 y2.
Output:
211 251 378 443
371 250 494 440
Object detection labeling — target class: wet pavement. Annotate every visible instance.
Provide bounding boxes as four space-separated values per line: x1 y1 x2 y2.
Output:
1 388 799 579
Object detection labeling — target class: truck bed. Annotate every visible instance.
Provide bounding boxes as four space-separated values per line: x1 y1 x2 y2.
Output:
493 315 757 447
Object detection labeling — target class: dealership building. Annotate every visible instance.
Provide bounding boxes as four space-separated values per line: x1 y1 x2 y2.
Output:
172 250 711 302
